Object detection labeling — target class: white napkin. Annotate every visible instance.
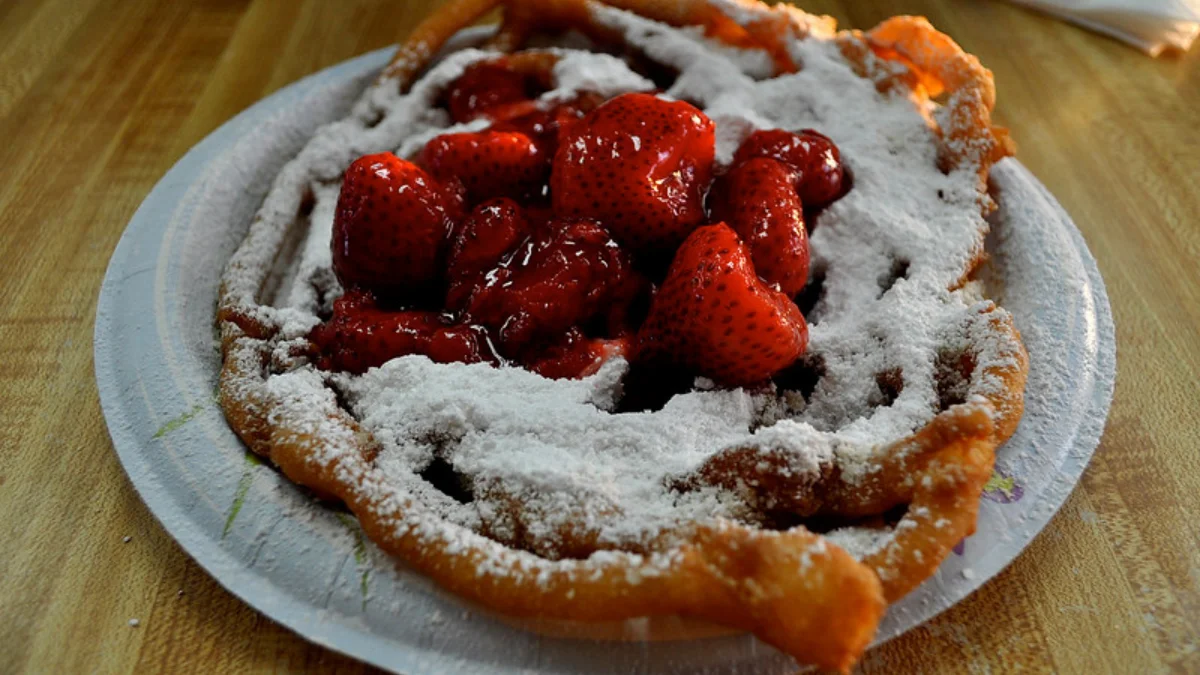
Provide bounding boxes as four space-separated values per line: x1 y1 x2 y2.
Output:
1008 0 1200 55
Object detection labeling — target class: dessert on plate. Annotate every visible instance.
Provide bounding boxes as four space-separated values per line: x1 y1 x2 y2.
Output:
216 0 1029 670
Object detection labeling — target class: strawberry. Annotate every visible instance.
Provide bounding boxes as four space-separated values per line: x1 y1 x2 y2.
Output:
523 328 631 380
445 198 531 311
443 58 538 123
708 157 809 296
551 93 715 255
421 131 548 204
636 223 808 386
493 93 605 158
331 153 459 299
310 290 491 374
732 129 845 206
464 218 638 355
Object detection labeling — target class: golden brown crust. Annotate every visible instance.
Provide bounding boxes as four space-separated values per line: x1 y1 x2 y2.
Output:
380 0 505 88
216 2 1027 672
866 17 1016 184
218 334 273 458
865 420 996 601
221 333 886 671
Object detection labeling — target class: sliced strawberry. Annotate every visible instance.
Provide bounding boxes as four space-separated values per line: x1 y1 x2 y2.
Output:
733 129 845 206
493 93 605 158
636 223 808 386
445 198 531 311
709 157 809 296
310 290 491 374
443 59 537 123
524 328 631 380
421 131 548 204
551 93 715 256
464 218 638 355
331 153 459 299
479 100 543 124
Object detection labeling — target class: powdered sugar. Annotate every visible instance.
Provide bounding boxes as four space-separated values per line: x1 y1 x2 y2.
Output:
222 5 1024 562
338 356 835 552
549 51 656 101
825 526 892 559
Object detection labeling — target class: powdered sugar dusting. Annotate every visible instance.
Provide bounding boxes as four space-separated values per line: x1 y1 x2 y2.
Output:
222 6 1023 563
339 356 835 552
549 51 656 100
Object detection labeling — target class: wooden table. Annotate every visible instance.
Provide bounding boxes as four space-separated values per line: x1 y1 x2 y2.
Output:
1 0 1197 672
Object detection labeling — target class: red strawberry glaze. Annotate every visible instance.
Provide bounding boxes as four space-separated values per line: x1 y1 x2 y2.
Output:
709 157 810 296
331 153 460 300
732 129 845 207
493 93 605 158
636 223 808 386
462 218 641 356
551 93 715 256
524 328 632 380
421 130 549 204
316 69 851 385
445 198 532 311
442 58 540 123
310 290 492 374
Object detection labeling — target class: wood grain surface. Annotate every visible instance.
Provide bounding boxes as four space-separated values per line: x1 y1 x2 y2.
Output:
1 0 1197 673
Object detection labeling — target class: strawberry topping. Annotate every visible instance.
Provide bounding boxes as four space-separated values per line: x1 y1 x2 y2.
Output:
421 130 549 205
492 94 603 158
317 71 849 386
732 128 845 207
310 290 492 374
445 198 532 311
442 58 542 123
524 328 632 380
636 223 808 386
331 153 460 300
463 218 640 355
709 157 810 296
551 93 715 256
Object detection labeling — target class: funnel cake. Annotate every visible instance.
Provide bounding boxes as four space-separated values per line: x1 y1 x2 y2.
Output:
216 0 1028 671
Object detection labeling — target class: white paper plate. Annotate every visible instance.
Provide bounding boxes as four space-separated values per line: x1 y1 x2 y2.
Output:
95 45 1115 674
